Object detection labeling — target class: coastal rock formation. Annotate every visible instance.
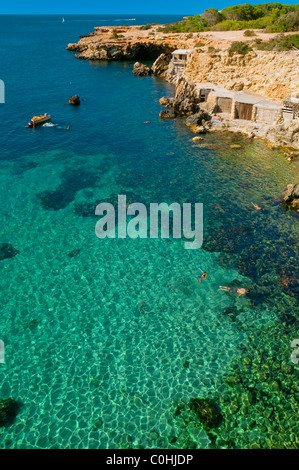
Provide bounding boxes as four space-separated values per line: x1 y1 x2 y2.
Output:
159 96 174 108
265 120 299 149
152 53 173 79
281 183 299 213
66 26 182 61
68 95 80 105
185 111 211 133
133 62 152 76
173 77 200 115
159 109 176 119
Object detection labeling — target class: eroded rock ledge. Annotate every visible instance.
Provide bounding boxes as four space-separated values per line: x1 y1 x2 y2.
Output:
66 25 189 61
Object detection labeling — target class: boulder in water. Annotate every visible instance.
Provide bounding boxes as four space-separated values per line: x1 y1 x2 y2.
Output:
0 398 21 427
159 109 176 119
132 62 152 77
190 398 222 429
68 95 80 105
0 243 19 261
159 96 174 108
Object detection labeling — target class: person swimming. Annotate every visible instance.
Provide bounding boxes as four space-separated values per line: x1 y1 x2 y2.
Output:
251 200 261 211
196 269 207 283
219 286 250 297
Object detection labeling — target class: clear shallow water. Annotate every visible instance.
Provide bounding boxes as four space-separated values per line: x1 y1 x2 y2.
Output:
0 16 298 449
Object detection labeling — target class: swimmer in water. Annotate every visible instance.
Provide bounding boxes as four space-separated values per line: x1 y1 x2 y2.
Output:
66 125 70 130
196 271 207 283
251 201 261 211
219 286 250 297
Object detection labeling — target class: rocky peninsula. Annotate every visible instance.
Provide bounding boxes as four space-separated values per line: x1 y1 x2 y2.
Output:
67 25 299 99
66 25 188 60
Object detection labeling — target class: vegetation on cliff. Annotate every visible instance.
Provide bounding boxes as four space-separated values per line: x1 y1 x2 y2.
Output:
254 32 299 49
159 3 299 33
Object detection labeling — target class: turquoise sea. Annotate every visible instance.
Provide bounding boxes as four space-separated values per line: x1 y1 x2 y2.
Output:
0 15 298 449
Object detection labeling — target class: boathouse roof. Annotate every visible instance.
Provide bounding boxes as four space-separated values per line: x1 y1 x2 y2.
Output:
172 49 192 55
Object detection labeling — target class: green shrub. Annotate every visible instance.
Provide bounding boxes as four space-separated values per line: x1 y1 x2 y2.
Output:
208 46 220 53
244 29 256 36
154 3 299 33
195 42 205 47
254 33 299 50
228 41 253 55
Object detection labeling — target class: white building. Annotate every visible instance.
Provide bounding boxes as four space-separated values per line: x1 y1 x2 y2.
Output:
171 49 191 75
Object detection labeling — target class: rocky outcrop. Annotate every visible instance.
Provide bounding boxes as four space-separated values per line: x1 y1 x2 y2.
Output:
151 53 173 79
173 77 200 115
66 26 183 61
282 183 299 213
185 111 212 133
159 109 176 119
69 41 177 61
133 62 152 76
68 95 80 105
159 96 174 108
265 120 299 149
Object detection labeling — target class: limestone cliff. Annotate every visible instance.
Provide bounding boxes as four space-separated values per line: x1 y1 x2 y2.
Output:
183 50 299 101
66 25 189 61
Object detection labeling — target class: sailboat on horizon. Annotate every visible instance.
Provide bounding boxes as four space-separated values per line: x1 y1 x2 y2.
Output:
62 17 65 23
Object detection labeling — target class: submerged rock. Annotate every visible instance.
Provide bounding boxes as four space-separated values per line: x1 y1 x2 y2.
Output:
68 95 80 105
0 398 21 427
281 183 299 213
67 248 81 258
279 268 299 298
190 398 222 429
23 319 39 330
133 62 152 76
0 243 19 261
230 144 242 149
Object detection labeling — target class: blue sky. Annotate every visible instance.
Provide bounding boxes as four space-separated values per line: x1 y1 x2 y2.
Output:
1 1 299 15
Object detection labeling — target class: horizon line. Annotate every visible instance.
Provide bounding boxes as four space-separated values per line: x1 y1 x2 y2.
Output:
0 13 191 15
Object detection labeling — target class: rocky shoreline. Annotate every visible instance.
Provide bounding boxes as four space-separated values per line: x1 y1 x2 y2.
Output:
67 24 299 211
